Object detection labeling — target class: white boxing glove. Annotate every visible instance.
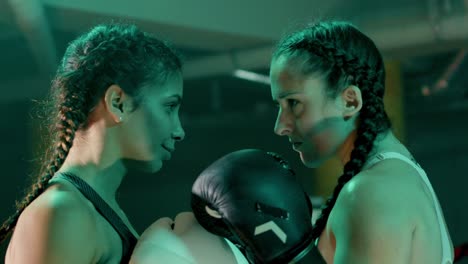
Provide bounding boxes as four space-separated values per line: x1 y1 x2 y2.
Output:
131 212 242 264
171 212 243 264
129 217 197 264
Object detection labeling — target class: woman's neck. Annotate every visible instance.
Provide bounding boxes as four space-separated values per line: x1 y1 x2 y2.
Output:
57 126 126 207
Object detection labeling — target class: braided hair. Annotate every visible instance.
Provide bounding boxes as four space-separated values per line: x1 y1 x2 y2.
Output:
0 23 182 243
272 21 392 239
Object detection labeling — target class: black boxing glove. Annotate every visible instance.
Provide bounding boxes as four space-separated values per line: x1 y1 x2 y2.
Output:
191 149 314 264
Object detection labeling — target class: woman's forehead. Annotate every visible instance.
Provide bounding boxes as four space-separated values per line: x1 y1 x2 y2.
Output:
271 62 327 97
143 75 183 99
271 55 312 84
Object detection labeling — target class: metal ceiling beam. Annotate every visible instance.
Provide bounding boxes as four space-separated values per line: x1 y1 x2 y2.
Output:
183 14 468 79
41 0 334 40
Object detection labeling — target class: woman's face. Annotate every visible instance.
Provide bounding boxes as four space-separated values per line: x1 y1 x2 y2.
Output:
270 56 357 168
119 73 185 173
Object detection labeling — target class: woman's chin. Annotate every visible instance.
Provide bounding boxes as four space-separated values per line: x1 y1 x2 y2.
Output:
122 158 163 173
299 152 332 168
302 159 324 169
144 158 164 173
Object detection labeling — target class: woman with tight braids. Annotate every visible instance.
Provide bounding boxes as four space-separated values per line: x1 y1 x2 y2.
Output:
270 20 454 264
0 23 185 264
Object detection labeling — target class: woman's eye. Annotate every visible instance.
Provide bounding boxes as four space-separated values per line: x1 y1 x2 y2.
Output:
166 102 179 112
288 99 299 108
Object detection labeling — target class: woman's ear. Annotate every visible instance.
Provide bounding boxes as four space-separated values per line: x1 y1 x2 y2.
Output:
104 84 128 123
341 85 362 119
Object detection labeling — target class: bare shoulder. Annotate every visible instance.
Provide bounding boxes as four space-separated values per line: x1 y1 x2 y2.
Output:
22 183 97 231
361 157 431 208
7 184 99 264
332 157 427 229
327 158 436 263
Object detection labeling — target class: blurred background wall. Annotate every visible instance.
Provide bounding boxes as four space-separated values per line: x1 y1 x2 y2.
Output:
0 0 467 261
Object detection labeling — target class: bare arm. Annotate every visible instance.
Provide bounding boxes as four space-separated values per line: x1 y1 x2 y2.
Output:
332 173 416 264
6 190 98 264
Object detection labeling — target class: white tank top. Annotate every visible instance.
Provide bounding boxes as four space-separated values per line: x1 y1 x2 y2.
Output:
364 152 453 264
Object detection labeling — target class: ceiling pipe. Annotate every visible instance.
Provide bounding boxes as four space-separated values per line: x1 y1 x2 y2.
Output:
421 48 467 96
